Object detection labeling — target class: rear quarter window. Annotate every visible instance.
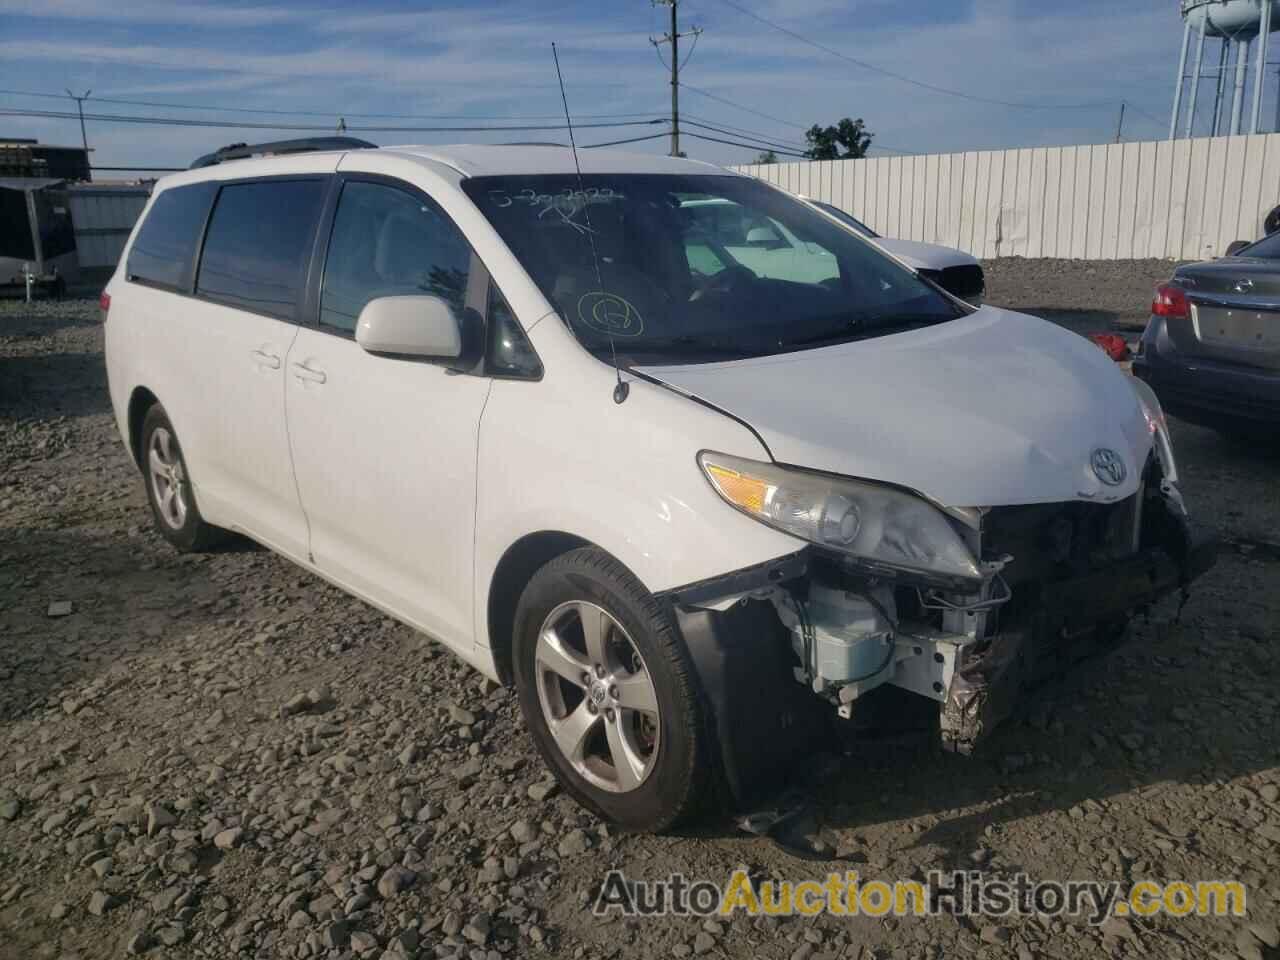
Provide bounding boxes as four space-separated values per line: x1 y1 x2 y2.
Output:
127 181 217 291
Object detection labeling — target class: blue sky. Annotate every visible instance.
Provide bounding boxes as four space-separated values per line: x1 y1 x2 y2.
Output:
0 0 1187 174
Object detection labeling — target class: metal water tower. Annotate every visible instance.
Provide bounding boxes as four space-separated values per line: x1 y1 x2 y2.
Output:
1170 0 1280 138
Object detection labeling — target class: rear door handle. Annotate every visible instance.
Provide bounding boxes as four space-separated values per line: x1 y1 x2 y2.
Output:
291 362 327 384
251 349 281 369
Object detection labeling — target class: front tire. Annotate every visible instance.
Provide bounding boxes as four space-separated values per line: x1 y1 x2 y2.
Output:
512 548 716 832
140 404 227 552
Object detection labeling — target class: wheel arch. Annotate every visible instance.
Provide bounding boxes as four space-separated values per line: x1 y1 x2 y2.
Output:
127 386 160 469
486 530 591 686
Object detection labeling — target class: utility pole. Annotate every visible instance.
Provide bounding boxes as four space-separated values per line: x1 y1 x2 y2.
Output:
1115 101 1126 143
1274 64 1280 134
651 0 701 157
66 88 91 153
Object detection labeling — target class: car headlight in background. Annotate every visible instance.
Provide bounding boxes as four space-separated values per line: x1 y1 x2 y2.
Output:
698 452 982 585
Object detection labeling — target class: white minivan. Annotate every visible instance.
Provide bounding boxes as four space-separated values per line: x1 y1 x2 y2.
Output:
104 139 1212 832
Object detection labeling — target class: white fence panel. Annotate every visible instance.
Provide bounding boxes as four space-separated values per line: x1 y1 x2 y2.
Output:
1231 135 1264 241
935 153 954 247
736 132 1280 260
1027 148 1048 259
973 150 994 258
1131 141 1157 258
1258 136 1280 238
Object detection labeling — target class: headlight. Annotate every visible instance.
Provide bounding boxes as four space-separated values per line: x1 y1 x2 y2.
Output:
698 451 982 585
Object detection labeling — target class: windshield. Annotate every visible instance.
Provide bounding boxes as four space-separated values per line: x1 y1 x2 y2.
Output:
463 174 964 364
813 200 878 238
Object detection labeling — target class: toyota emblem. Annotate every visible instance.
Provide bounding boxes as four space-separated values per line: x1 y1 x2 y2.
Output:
1235 277 1254 293
1090 448 1127 486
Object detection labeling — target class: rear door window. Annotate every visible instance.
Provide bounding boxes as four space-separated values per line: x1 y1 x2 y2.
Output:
319 180 472 334
127 181 216 291
196 179 326 321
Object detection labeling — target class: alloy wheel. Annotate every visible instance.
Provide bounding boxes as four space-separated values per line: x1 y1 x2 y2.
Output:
147 427 188 530
534 600 661 793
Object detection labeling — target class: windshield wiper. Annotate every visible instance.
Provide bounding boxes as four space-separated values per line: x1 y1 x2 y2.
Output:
778 314 941 350
617 335 768 359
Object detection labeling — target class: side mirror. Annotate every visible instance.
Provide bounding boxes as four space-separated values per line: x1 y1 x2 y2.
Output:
355 295 478 367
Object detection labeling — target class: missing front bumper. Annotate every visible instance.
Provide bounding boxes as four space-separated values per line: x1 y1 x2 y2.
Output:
939 529 1217 754
665 504 1216 811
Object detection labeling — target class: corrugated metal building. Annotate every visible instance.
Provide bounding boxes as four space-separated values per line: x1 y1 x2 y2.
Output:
67 183 151 271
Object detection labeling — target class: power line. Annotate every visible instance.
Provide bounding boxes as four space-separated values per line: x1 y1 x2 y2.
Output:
677 80 808 130
0 106 666 134
1 75 938 157
582 131 671 148
681 105 918 156
0 86 664 123
0 86 925 158
683 130 808 157
709 0 1119 111
681 118 805 153
88 133 673 172
682 111 808 148
683 126 913 159
1122 102 1169 130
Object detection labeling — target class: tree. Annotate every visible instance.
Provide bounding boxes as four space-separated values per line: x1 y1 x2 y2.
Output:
803 118 873 160
754 149 779 165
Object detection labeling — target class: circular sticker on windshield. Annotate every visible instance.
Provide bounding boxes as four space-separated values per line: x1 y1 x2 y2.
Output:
577 291 644 338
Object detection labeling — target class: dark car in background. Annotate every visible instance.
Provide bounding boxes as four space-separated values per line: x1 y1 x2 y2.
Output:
1134 234 1280 437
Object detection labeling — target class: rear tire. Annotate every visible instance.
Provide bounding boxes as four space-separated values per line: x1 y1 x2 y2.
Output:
512 547 717 832
139 404 227 552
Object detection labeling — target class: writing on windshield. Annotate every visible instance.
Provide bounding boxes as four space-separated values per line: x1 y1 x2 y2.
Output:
464 174 963 364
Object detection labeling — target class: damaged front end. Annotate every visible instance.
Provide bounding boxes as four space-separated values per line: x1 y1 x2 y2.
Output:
664 455 1216 810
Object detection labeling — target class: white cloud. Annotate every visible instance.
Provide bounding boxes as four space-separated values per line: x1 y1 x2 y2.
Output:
0 38 655 91
101 74 281 98
0 0 1190 169
0 0 301 26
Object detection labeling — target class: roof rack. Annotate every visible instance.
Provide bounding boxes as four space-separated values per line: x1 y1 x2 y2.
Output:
190 136 378 169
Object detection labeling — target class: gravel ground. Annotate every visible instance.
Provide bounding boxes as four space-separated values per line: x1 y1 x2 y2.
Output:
985 258 1179 333
1 266 1278 960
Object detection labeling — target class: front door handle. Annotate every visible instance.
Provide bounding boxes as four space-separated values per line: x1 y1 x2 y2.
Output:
251 349 281 369
291 361 327 384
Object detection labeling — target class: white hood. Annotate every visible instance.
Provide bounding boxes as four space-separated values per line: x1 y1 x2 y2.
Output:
638 307 1153 508
873 238 979 272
